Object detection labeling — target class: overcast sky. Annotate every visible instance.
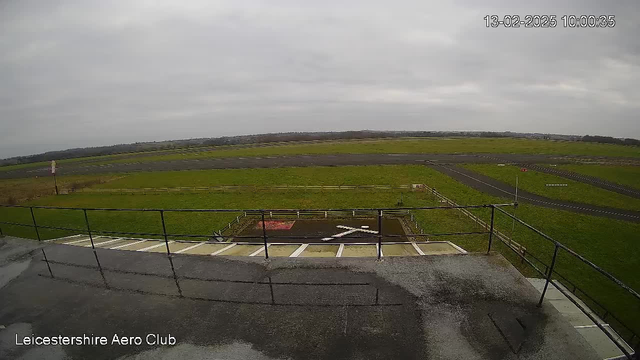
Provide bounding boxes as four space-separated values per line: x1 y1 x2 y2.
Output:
1 0 638 158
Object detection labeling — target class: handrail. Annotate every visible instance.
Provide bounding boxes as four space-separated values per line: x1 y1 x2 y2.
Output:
494 206 640 302
0 203 515 212
1 201 636 357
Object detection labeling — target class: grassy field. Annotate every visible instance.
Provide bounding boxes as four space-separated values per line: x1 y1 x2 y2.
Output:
0 151 141 172
0 164 638 338
0 174 119 204
93 165 438 188
462 164 640 211
86 137 640 166
4 137 640 173
557 164 640 190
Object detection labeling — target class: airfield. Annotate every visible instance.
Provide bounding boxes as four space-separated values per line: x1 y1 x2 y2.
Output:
0 137 639 359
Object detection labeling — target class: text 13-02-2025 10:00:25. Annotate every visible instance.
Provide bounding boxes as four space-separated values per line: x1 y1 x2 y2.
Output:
484 15 616 28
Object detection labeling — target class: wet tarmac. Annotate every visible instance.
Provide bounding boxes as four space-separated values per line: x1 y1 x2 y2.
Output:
0 236 600 360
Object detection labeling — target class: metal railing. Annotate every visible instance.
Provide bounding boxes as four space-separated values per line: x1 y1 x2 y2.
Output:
492 206 638 359
0 202 637 358
418 185 638 359
0 203 512 260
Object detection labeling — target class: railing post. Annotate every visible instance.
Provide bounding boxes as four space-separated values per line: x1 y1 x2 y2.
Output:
377 209 383 259
487 205 495 254
160 210 171 255
30 207 41 241
261 211 269 259
538 244 560 307
42 249 54 278
83 209 95 249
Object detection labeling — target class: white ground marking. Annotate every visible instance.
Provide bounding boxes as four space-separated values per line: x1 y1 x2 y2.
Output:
110 239 147 249
290 244 309 257
138 241 173 252
86 238 123 247
411 242 426 256
336 244 345 257
336 225 378 234
574 324 610 329
249 244 271 257
45 234 83 243
322 225 379 242
210 243 237 256
447 241 469 254
443 165 640 219
64 237 93 245
175 242 205 254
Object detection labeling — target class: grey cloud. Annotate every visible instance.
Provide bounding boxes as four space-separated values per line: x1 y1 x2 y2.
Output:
1 0 639 157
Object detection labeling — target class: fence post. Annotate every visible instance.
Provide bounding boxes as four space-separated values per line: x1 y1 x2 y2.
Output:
261 211 269 259
377 209 383 259
160 210 171 255
487 206 495 254
41 249 54 278
30 207 41 241
82 209 96 249
538 244 560 307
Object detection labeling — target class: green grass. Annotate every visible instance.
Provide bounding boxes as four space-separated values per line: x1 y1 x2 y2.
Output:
4 137 639 173
557 164 640 190
462 164 640 211
406 167 640 340
94 165 439 189
4 137 635 173
0 174 119 204
1 164 638 339
0 190 427 242
87 137 640 166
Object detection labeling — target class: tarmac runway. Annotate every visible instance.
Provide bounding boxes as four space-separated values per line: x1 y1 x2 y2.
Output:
2 153 639 180
428 164 640 223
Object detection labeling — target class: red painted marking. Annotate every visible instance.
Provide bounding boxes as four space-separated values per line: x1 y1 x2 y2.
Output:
256 221 296 230
520 168 528 172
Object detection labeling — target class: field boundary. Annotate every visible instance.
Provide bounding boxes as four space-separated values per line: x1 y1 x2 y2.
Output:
74 184 416 194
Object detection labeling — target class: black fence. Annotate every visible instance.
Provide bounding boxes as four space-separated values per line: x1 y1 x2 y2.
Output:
0 202 638 358
492 206 639 359
0 203 513 259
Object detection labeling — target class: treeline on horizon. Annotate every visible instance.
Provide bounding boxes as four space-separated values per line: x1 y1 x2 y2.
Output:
1 131 638 166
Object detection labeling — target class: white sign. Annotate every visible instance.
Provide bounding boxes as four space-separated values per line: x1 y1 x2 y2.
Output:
51 160 56 174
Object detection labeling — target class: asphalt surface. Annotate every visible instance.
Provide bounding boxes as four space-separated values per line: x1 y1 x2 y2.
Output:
3 153 640 179
0 236 599 360
429 164 640 223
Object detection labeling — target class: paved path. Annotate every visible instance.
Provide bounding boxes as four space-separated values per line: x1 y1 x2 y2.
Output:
428 164 640 223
